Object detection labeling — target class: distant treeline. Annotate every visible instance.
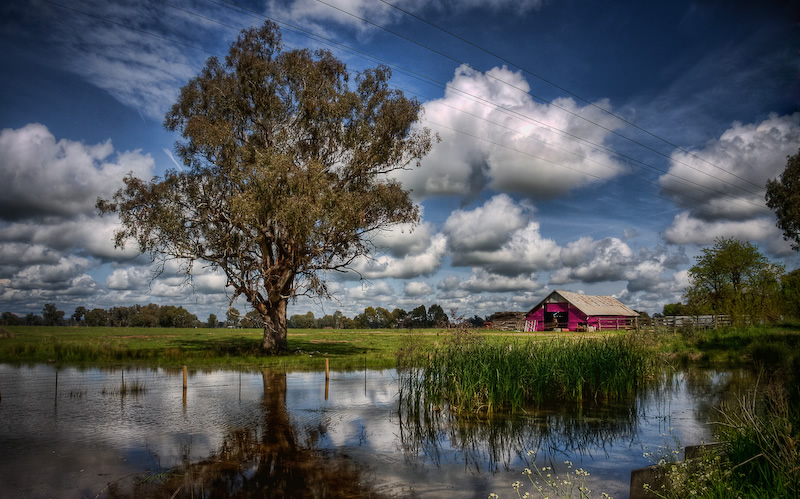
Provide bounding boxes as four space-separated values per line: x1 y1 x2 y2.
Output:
0 303 493 330
1 303 200 328
287 304 486 329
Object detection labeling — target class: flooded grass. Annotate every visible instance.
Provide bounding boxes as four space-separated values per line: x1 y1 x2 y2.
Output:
67 388 87 398
640 376 800 498
102 376 147 397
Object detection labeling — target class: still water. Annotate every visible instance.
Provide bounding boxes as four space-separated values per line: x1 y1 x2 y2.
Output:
0 364 751 498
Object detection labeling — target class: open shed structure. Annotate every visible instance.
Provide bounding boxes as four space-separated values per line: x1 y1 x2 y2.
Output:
524 290 639 332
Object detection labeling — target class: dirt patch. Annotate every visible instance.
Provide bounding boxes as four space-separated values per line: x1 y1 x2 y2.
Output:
308 339 354 344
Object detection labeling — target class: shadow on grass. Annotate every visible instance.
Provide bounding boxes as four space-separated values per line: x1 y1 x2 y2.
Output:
171 335 380 358
775 320 800 332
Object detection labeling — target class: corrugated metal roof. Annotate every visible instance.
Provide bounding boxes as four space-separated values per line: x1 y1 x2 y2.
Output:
530 290 639 317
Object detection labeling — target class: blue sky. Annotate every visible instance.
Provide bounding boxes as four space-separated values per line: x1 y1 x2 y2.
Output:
0 0 798 322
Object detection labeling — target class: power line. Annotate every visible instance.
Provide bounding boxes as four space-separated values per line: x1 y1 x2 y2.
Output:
313 0 766 198
416 112 760 212
44 0 769 214
397 82 768 212
41 0 219 57
207 0 767 210
376 0 764 191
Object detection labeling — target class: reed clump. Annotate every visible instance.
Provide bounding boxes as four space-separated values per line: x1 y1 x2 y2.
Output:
102 378 147 396
398 332 660 414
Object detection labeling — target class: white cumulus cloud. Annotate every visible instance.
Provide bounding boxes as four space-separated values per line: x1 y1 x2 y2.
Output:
0 123 154 221
396 65 626 200
659 113 800 221
404 281 433 297
444 195 560 275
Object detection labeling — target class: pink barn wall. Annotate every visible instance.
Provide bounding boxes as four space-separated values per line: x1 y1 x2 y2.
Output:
526 304 631 332
527 309 544 330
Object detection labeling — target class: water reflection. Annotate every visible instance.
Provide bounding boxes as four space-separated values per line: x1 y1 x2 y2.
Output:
0 365 754 498
397 398 641 474
105 370 383 498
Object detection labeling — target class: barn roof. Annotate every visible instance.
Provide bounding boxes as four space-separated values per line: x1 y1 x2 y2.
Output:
529 290 639 317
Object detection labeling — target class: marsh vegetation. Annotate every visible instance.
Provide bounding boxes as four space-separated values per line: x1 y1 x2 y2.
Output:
398 332 659 414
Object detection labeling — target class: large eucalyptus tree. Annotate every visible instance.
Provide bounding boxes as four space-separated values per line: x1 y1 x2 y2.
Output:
98 22 433 352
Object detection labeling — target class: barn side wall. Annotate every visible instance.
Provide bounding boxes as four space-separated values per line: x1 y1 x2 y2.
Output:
527 297 637 332
526 308 545 331
526 303 591 331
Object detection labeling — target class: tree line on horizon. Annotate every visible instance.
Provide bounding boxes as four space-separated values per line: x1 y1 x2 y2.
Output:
0 302 492 330
0 303 201 328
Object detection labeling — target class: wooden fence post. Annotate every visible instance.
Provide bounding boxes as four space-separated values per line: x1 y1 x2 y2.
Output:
182 365 188 406
324 358 330 400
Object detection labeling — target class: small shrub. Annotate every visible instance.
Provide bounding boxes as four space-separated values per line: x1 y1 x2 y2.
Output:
492 452 613 498
645 379 800 498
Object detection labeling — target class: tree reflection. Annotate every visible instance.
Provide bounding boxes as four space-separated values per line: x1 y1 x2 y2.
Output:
681 368 757 424
105 370 385 499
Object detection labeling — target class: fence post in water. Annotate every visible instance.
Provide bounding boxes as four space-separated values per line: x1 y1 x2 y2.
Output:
325 358 330 400
182 365 188 406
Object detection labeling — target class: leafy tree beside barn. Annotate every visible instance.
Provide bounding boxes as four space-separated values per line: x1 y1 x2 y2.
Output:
685 238 784 323
98 22 433 352
766 149 800 251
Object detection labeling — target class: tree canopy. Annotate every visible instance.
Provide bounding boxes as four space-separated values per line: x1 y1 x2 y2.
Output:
97 22 433 352
685 238 784 323
766 149 800 251
781 269 800 320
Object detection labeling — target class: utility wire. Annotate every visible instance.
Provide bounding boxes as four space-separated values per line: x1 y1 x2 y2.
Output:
208 0 766 210
418 114 750 211
376 0 764 191
399 82 767 211
41 0 219 57
44 0 768 213
313 0 766 198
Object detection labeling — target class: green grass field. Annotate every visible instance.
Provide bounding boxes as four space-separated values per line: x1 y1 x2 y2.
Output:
0 326 431 369
1 322 798 372
0 325 626 370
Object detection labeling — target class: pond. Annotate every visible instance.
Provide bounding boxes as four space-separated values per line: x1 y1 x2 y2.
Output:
0 364 753 498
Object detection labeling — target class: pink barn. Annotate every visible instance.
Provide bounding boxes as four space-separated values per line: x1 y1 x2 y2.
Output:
524 290 639 332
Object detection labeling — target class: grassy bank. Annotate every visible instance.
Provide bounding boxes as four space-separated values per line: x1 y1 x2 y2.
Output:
653 320 800 369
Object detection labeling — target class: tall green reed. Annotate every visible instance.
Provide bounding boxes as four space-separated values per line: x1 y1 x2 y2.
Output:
398 333 660 414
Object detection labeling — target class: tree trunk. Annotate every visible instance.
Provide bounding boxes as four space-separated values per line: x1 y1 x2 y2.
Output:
261 298 288 353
